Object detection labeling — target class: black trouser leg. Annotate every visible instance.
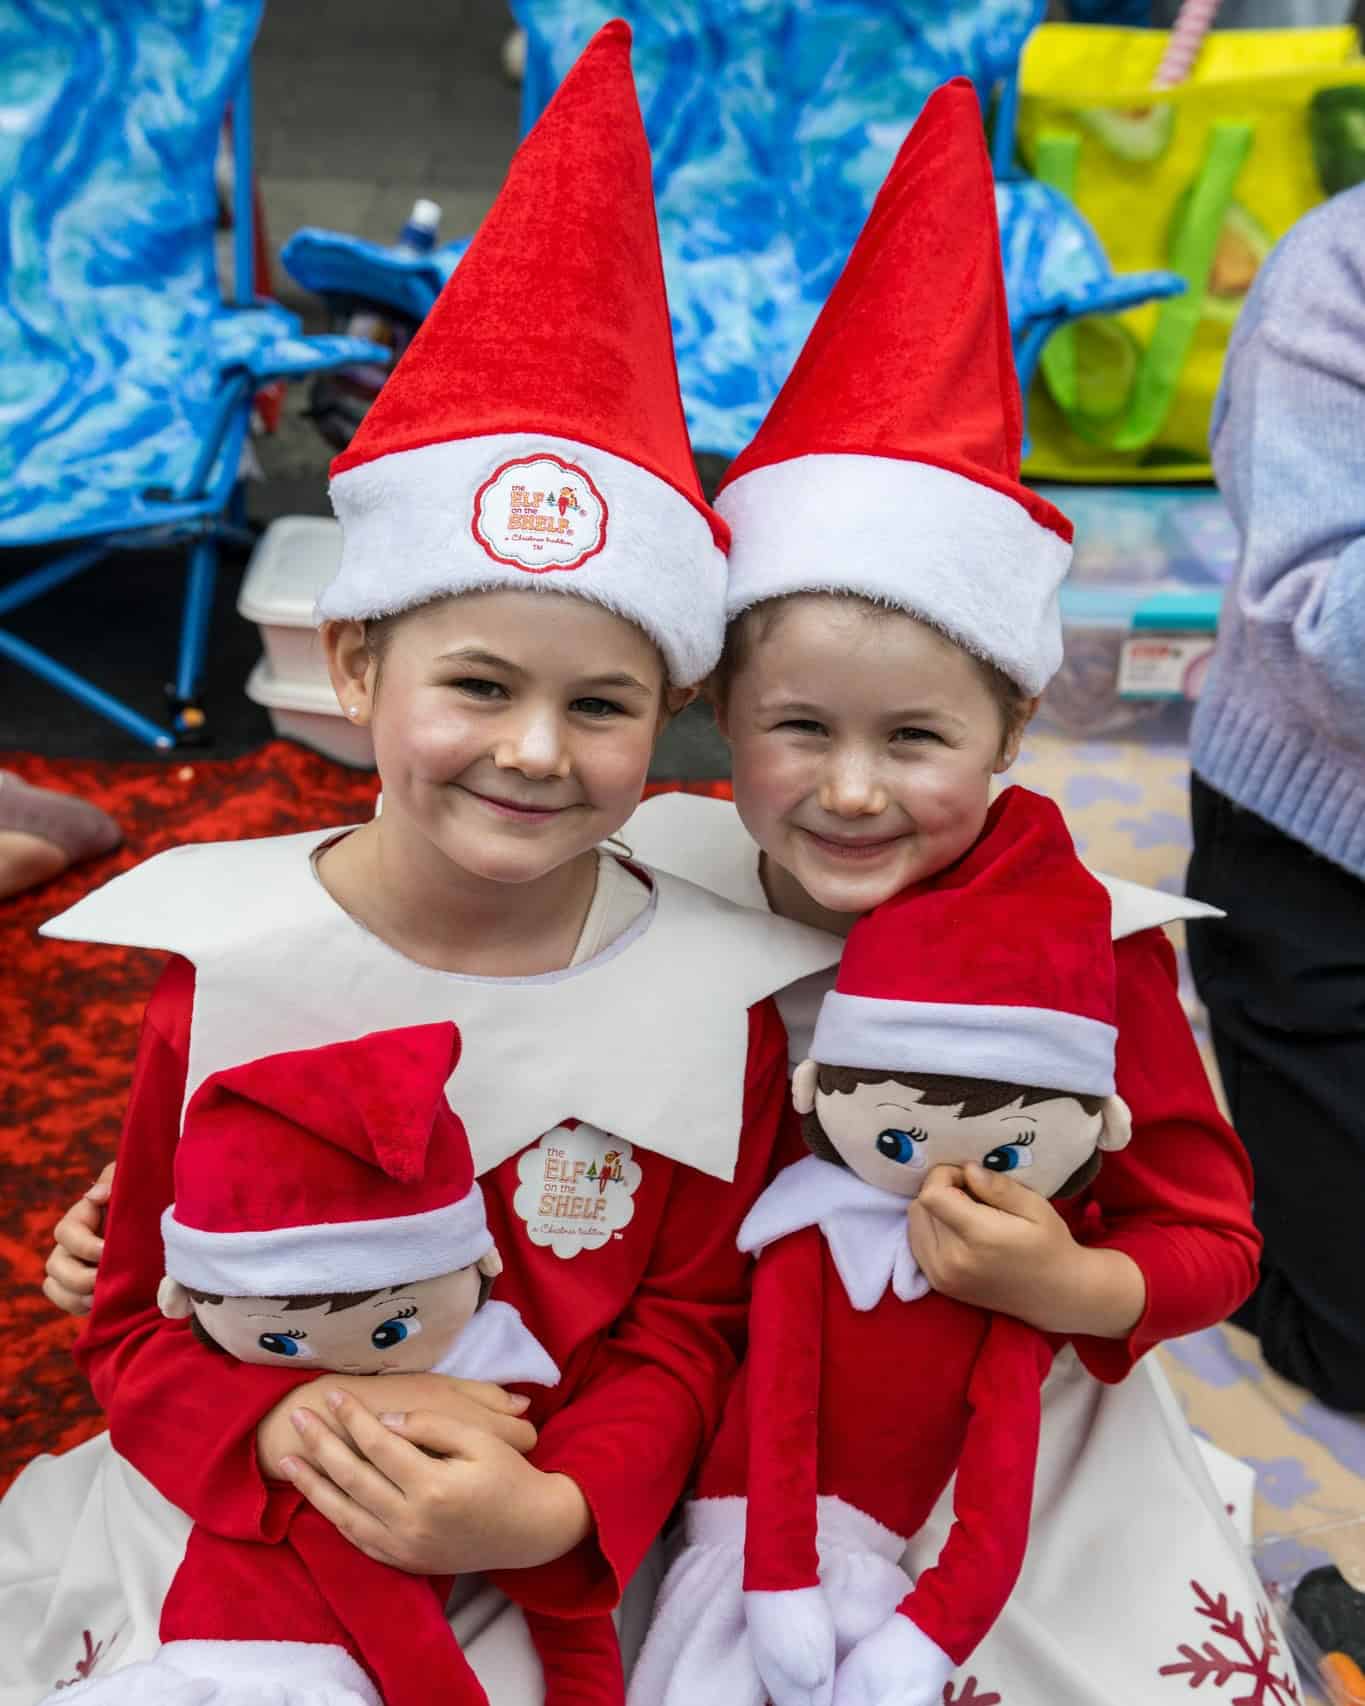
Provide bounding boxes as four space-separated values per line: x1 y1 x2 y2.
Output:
1186 773 1365 1412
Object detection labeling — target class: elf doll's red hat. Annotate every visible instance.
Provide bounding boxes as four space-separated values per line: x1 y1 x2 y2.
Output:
158 1023 499 1309
717 79 1072 697
318 21 728 687
811 789 1117 1095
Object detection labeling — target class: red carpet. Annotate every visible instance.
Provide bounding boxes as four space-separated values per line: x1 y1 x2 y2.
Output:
0 743 729 1493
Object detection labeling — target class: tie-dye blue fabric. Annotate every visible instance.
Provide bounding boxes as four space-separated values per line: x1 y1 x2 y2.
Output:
283 0 1180 457
0 0 378 545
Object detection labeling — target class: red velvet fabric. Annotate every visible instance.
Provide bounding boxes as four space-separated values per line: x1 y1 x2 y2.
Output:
330 22 724 548
831 786 1116 1030
710 1228 1055 1665
717 79 1070 544
174 1022 472 1234
161 1518 480 1706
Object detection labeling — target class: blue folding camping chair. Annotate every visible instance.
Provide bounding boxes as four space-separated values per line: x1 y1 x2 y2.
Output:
0 0 384 749
282 0 1182 462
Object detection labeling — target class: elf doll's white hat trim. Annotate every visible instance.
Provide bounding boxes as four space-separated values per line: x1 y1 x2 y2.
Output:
160 1190 493 1299
811 995 1116 1098
320 22 729 687
716 80 1073 698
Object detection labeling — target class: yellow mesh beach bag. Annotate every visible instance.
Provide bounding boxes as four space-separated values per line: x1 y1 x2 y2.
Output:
1017 24 1365 481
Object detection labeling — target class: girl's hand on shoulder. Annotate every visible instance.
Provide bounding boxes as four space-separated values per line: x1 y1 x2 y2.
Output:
907 1163 1146 1338
254 1371 536 1482
43 1161 115 1315
278 1390 590 1575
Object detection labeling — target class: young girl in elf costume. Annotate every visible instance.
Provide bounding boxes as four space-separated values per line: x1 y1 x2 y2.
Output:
635 787 1139 1706
623 80 1266 1706
0 23 838 1706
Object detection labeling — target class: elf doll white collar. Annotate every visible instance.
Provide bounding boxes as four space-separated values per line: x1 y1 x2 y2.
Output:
738 1154 929 1310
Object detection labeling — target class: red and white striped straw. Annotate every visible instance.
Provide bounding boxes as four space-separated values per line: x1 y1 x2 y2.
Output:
1153 0 1223 88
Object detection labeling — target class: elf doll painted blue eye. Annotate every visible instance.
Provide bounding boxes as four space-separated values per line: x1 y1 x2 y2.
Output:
371 1305 420 1351
875 1128 924 1165
258 1330 309 1357
982 1143 1034 1173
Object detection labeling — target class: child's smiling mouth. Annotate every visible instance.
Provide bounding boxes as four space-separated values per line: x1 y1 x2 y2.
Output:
799 826 908 860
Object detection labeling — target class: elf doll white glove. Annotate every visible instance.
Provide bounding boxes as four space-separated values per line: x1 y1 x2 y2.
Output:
831 1613 955 1706
745 1585 838 1706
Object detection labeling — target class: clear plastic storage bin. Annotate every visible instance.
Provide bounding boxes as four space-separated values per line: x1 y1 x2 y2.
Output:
1032 484 1239 739
1255 1518 1365 1704
236 515 343 691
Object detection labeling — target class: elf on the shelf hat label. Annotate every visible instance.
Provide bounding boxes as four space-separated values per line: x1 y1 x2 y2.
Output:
472 453 608 573
514 1123 641 1259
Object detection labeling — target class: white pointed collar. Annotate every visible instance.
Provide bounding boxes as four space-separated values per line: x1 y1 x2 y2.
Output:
40 826 840 1183
433 1298 559 1387
737 1155 929 1311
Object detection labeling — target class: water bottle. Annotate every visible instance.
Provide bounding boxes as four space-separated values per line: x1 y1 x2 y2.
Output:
344 198 442 363
312 199 442 449
394 198 441 259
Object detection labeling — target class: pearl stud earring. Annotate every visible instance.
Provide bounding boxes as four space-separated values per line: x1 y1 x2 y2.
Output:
347 706 360 719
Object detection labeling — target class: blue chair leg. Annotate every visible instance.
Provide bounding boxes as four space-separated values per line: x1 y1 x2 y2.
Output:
170 535 219 739
0 625 176 749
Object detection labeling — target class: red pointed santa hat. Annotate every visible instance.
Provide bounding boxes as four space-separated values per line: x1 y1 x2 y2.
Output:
318 21 728 687
159 1023 497 1302
716 80 1072 697
812 788 1117 1094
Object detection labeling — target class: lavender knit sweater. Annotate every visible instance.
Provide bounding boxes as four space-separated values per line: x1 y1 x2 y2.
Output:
1190 187 1365 879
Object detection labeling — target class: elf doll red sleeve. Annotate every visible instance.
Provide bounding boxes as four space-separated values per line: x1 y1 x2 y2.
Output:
631 787 1143 1706
51 1022 621 1706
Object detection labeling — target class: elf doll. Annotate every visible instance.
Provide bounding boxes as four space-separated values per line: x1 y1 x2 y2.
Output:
48 1022 620 1706
631 787 1134 1706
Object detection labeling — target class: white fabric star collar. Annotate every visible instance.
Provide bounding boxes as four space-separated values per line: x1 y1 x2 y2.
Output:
737 1154 929 1311
41 826 840 1183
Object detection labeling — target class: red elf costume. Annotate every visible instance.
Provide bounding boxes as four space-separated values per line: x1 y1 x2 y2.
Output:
629 75 1267 1706
42 1023 622 1706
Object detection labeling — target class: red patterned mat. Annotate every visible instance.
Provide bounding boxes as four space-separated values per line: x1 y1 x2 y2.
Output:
0 743 729 1493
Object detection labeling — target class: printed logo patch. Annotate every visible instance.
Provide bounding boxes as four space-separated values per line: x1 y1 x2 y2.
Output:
472 453 608 574
514 1124 641 1260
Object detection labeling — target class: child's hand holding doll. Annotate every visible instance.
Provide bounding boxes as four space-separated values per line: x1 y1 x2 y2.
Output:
908 1156 1147 1337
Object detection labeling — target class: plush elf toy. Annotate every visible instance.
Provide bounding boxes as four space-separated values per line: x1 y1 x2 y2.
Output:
636 786 1133 1706
50 1022 620 1706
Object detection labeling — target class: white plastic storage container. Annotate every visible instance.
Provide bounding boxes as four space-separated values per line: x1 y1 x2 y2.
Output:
1033 484 1239 739
245 659 375 769
237 515 343 690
